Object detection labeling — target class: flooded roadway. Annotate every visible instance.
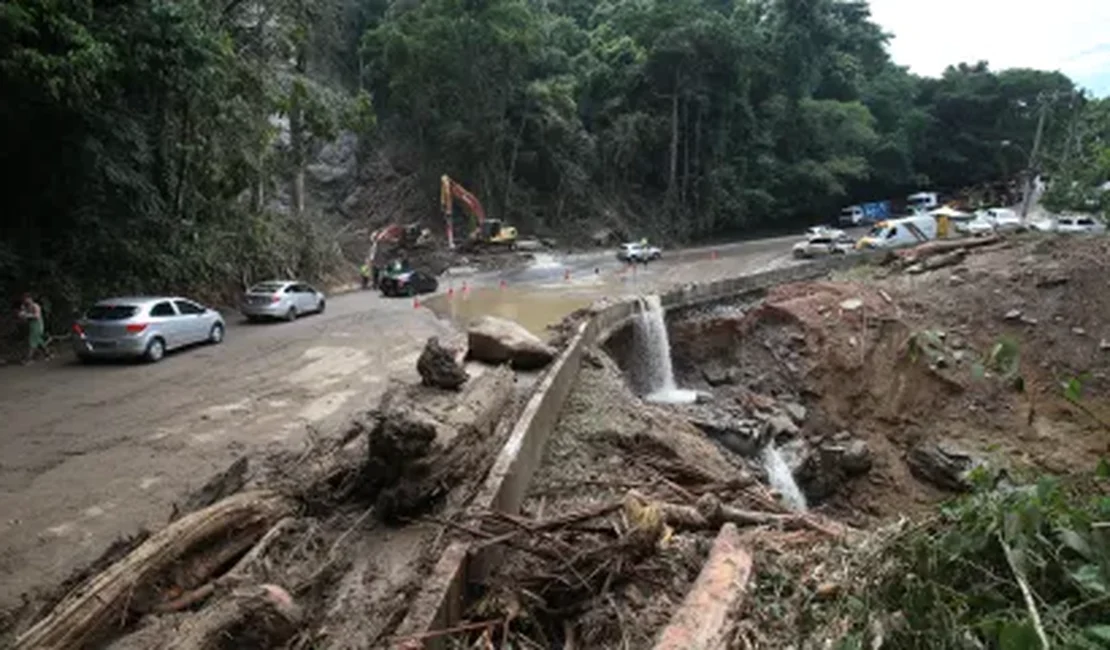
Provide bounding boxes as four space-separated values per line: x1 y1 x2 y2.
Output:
425 234 806 336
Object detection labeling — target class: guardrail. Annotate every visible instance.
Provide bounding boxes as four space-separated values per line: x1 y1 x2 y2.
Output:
392 252 874 648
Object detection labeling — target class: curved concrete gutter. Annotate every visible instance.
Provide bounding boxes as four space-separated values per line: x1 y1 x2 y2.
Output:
393 254 875 648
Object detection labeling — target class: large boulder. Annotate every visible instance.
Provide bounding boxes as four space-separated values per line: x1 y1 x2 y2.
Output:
417 337 469 390
467 316 556 370
786 436 874 502
688 415 766 457
907 440 987 491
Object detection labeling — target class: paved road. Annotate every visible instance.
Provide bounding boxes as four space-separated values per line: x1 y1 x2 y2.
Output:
0 231 809 611
0 292 454 609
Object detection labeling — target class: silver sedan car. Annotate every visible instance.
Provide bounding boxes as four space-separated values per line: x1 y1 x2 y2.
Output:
72 297 226 363
240 281 326 321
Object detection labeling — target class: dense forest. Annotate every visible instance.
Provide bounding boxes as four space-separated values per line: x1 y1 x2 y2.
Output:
2 0 1108 322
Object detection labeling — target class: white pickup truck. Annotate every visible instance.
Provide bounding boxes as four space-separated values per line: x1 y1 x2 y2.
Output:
616 242 663 262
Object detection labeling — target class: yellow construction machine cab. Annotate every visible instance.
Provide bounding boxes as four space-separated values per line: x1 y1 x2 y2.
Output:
482 219 518 244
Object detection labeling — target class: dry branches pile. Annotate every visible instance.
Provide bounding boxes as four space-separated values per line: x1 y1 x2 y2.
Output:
431 487 844 650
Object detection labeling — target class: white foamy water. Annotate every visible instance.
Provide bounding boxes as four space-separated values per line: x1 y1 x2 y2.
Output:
529 253 562 269
762 444 808 512
636 295 698 405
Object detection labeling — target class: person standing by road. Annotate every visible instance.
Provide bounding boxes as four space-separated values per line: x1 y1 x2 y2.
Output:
360 262 371 290
17 293 50 364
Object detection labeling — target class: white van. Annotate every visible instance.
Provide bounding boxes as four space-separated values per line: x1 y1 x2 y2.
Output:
908 192 939 213
839 205 865 226
856 215 938 250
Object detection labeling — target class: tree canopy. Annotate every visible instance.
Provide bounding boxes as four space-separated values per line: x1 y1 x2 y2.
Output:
1 0 1103 322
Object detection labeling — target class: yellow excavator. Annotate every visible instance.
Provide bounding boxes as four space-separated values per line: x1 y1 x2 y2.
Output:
440 175 518 250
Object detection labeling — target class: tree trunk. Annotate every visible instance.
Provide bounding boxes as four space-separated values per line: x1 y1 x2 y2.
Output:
682 95 690 208
694 101 703 232
503 114 527 217
668 71 680 196
367 366 515 521
289 47 308 218
173 97 192 221
15 491 296 650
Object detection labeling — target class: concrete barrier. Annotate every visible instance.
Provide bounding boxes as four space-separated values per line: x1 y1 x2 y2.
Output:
394 253 875 647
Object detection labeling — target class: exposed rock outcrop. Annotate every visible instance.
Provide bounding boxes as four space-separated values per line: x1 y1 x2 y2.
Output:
906 440 987 492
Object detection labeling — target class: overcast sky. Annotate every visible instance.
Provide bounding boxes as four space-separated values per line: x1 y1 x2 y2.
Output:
867 0 1110 97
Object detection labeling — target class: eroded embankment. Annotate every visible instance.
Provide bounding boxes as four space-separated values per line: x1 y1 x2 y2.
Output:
461 235 1110 649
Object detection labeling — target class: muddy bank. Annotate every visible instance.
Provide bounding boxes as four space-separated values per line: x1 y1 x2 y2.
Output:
443 347 843 649
609 235 1110 524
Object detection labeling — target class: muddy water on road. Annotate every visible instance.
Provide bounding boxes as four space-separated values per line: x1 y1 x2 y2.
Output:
428 249 797 337
424 287 596 337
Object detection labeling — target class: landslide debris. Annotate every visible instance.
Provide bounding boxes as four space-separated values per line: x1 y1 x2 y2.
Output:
655 235 1110 522
3 329 530 650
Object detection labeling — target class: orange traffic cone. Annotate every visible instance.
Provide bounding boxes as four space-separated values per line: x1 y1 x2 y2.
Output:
413 296 421 309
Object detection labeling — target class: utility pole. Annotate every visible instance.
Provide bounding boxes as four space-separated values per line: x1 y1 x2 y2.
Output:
1019 94 1049 222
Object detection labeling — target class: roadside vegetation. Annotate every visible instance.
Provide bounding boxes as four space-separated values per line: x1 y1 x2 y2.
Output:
777 468 1110 649
2 0 1108 322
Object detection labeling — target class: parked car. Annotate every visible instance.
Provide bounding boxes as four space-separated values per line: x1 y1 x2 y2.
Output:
616 242 662 263
379 266 439 297
1056 215 1107 235
792 233 854 258
241 281 326 322
956 214 996 237
985 208 1022 232
72 297 225 363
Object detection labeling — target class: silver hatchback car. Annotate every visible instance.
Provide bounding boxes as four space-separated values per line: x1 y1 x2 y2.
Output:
72 297 226 362
240 281 326 321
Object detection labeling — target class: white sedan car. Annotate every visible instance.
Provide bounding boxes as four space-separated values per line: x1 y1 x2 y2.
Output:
1056 215 1106 235
616 242 662 263
792 234 854 259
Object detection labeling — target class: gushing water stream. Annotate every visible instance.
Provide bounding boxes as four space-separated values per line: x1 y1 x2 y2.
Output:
635 296 698 404
633 294 807 511
761 444 808 512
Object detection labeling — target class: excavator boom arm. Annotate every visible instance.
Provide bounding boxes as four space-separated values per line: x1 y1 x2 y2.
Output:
440 175 486 224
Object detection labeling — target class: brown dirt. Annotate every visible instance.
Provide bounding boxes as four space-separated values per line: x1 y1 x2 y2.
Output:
667 235 1110 521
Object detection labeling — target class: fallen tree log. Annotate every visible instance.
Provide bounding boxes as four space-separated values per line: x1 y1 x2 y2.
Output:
368 365 515 521
906 250 967 274
897 236 999 267
16 491 296 650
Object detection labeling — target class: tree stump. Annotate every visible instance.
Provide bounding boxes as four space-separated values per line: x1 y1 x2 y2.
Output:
417 336 469 390
367 366 515 520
